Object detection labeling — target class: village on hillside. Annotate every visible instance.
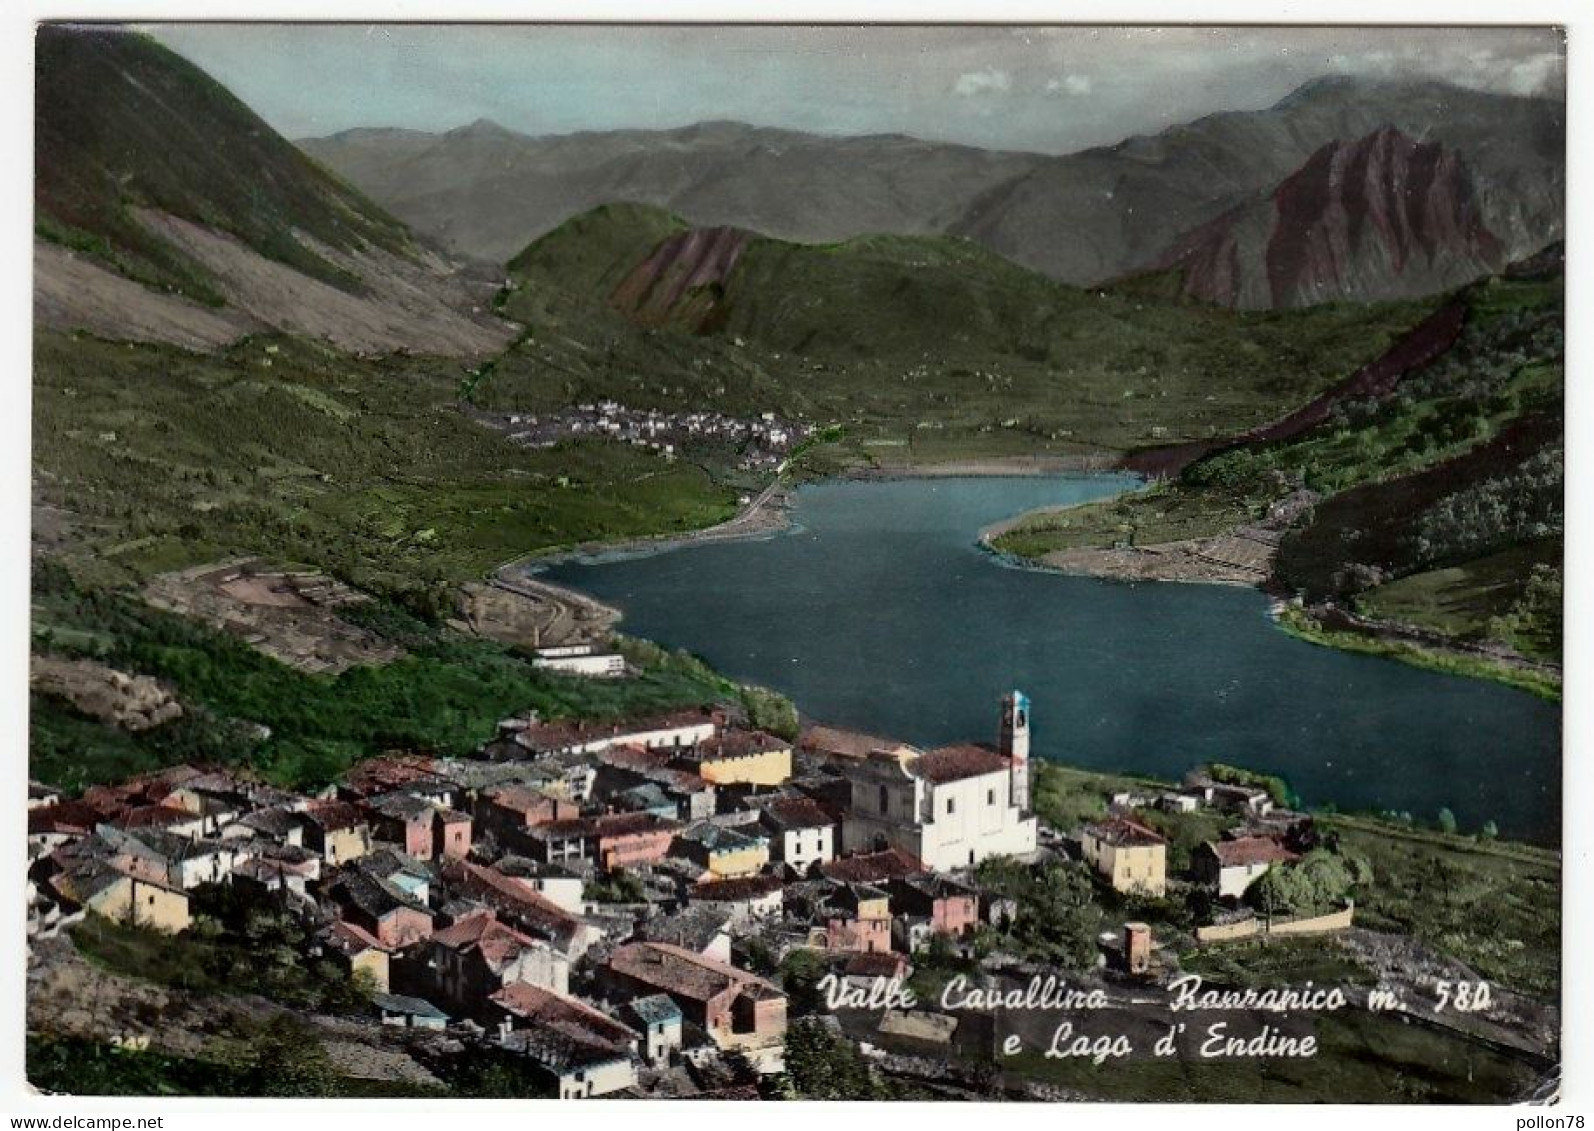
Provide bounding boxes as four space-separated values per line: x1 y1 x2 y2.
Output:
481 400 813 474
25 682 1387 1100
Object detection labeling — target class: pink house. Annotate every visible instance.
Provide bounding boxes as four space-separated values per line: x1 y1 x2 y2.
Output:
364 794 436 858
330 871 433 949
435 809 472 860
888 874 980 936
821 883 893 954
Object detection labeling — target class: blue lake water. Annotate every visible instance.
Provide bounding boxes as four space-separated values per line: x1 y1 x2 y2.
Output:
539 476 1561 844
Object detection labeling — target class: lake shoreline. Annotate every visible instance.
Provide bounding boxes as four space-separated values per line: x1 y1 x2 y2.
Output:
539 473 1558 839
842 452 1123 481
984 492 1563 698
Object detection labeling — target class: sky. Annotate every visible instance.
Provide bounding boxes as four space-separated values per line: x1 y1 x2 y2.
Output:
144 24 1566 155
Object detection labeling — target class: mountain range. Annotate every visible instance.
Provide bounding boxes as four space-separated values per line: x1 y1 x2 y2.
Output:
299 76 1563 307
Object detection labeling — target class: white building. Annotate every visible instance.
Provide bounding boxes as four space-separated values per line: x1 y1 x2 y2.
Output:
624 995 684 1068
532 644 628 679
510 709 720 758
1193 836 1298 900
759 796 836 876
838 692 1037 871
840 745 1038 870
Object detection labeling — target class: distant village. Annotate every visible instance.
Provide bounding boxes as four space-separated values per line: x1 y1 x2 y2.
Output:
487 400 813 474
27 683 1343 1100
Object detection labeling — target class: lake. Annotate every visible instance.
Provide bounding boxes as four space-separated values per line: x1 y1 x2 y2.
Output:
538 475 1561 843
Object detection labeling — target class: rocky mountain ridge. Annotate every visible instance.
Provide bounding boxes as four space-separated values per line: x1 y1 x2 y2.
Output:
1157 126 1507 308
299 75 1563 307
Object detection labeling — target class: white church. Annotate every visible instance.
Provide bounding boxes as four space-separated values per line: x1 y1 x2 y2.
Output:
839 691 1038 871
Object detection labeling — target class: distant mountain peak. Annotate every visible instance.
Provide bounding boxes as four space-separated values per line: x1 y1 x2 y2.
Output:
448 117 522 139
1271 74 1367 110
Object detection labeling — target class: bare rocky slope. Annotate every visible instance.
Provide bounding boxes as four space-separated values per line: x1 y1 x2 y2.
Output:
1156 127 1505 308
34 25 511 357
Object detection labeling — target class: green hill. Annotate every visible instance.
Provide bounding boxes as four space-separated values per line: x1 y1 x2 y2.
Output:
994 265 1564 683
486 203 1437 459
36 25 416 304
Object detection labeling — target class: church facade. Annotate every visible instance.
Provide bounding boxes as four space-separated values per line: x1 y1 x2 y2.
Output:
839 691 1038 871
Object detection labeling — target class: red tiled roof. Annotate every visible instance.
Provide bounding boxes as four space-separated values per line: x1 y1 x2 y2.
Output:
432 915 541 967
28 800 105 836
692 729 789 760
531 811 680 842
115 804 201 830
799 724 900 761
607 942 781 1004
596 811 680 838
1209 836 1298 868
489 984 636 1046
1084 817 1168 849
303 800 368 832
761 797 833 830
911 745 1010 784
483 783 557 813
599 744 671 772
820 847 925 884
844 950 910 978
441 860 582 944
690 875 784 903
323 919 386 956
343 754 456 799
519 708 720 751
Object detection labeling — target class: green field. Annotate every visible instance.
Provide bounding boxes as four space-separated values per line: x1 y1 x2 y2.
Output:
1274 605 1561 701
991 481 1252 558
1357 538 1561 662
1324 816 1560 998
33 330 739 615
1029 761 1560 998
31 563 794 792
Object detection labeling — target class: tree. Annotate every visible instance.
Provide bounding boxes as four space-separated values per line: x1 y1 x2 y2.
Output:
984 860 1104 970
1480 820 1500 842
1437 808 1459 836
243 1016 339 1097
584 869 644 903
780 1018 886 1100
779 949 828 1017
1247 850 1354 919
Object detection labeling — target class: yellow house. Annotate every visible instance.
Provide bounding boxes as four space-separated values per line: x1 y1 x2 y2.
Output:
321 921 392 992
692 731 792 787
681 824 771 879
1081 817 1168 897
301 802 374 865
63 862 193 933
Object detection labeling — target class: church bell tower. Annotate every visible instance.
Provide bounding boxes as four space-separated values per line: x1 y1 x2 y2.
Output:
1000 690 1031 812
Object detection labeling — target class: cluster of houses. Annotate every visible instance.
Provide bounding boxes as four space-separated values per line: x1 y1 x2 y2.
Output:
1080 772 1318 907
499 401 811 472
28 681 1344 1098
27 693 1040 1099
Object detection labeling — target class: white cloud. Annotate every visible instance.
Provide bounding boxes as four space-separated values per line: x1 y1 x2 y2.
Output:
1324 41 1562 98
952 69 1011 97
1504 52 1564 96
1046 73 1093 96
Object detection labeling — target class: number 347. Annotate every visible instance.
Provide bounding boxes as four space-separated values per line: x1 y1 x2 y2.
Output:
1434 981 1492 1012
